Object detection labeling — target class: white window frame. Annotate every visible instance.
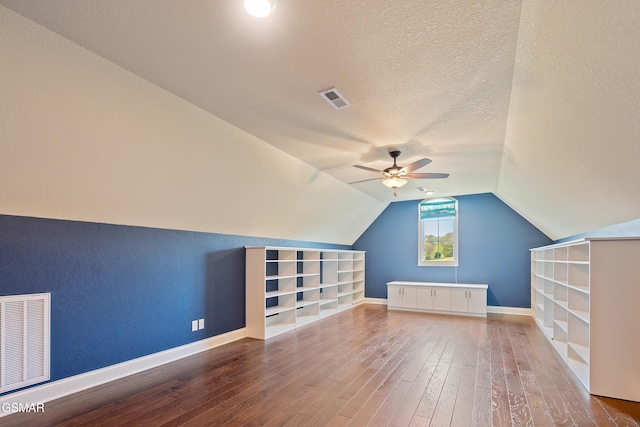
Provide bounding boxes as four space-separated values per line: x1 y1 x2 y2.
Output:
418 197 459 267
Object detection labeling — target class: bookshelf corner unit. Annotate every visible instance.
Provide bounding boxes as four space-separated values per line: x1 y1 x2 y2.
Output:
530 238 640 402
246 246 365 340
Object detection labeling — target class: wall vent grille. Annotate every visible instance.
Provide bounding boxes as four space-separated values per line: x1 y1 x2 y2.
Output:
0 293 50 394
319 88 351 110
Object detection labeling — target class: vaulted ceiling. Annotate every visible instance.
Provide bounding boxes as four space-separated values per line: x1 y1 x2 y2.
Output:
1 0 639 241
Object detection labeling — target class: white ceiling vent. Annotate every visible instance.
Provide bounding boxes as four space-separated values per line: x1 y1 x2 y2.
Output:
319 88 351 110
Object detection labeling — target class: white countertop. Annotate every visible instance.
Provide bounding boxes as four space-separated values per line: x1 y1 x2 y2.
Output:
387 281 488 290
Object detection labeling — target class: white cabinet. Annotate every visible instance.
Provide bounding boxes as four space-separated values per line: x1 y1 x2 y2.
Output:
450 288 486 314
246 246 365 339
531 238 640 402
416 287 450 311
387 281 487 317
388 284 417 309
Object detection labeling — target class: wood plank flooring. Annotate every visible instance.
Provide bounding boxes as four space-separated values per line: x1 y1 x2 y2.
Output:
3 304 640 426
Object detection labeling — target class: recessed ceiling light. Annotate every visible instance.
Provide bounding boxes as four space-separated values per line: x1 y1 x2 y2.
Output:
417 187 435 195
244 0 276 18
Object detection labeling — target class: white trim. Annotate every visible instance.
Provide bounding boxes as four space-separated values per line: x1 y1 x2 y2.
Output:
487 306 533 316
364 297 387 305
0 328 246 417
370 298 532 317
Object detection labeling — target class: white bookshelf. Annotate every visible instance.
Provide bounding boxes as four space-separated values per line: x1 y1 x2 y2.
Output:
246 246 365 339
530 238 640 402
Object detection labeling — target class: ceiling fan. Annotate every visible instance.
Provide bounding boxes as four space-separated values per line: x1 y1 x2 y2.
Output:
350 150 449 196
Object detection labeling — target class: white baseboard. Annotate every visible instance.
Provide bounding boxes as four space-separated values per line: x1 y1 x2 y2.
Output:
364 297 387 305
0 328 246 417
487 306 533 316
367 299 532 317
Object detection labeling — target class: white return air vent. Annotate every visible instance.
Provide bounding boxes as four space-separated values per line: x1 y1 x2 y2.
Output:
319 88 351 110
0 293 50 394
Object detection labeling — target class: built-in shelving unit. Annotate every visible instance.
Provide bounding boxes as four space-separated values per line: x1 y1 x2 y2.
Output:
531 238 640 402
246 246 365 339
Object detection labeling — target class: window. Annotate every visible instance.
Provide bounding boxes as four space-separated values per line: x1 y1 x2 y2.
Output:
418 197 458 266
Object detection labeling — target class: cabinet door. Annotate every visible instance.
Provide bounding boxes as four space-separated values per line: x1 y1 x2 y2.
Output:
416 287 433 309
387 285 403 307
450 288 468 313
467 289 486 314
402 286 417 308
432 288 451 311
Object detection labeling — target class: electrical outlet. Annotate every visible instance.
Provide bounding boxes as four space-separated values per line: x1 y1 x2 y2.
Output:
191 320 198 332
198 318 204 330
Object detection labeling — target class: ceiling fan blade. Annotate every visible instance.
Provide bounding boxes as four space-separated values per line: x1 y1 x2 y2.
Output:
404 172 449 179
400 158 432 173
353 165 385 174
348 177 383 184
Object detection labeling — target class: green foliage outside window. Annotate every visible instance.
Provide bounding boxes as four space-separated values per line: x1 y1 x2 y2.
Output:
423 231 454 261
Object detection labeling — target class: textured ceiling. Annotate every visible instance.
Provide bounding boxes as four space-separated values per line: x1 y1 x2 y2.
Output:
0 0 521 201
1 0 639 239
499 1 640 239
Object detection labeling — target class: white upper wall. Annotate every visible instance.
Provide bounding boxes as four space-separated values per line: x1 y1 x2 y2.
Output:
0 6 385 245
498 1 640 240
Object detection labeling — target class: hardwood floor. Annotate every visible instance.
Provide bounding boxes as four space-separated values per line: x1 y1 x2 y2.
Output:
3 304 640 426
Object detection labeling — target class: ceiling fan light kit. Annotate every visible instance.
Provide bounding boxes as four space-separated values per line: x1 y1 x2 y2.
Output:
382 177 407 189
351 150 449 197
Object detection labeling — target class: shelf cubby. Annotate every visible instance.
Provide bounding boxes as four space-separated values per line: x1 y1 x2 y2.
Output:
554 262 568 284
553 284 568 307
352 289 365 303
296 287 319 304
320 284 338 300
568 243 589 263
297 274 320 290
567 263 589 291
265 259 296 278
568 314 589 360
543 261 553 278
265 309 296 337
265 292 295 314
265 276 296 296
296 303 320 325
554 246 567 261
319 300 338 317
567 288 589 323
337 293 353 309
534 275 543 290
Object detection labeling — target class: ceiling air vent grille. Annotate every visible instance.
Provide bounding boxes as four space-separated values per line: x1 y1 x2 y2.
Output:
319 88 351 110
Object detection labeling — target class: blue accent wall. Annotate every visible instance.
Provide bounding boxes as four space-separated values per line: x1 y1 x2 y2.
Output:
0 214 347 394
353 193 552 308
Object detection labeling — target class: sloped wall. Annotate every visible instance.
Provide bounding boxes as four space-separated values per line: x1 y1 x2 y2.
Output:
498 0 640 240
0 5 384 246
354 193 551 308
556 218 640 243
